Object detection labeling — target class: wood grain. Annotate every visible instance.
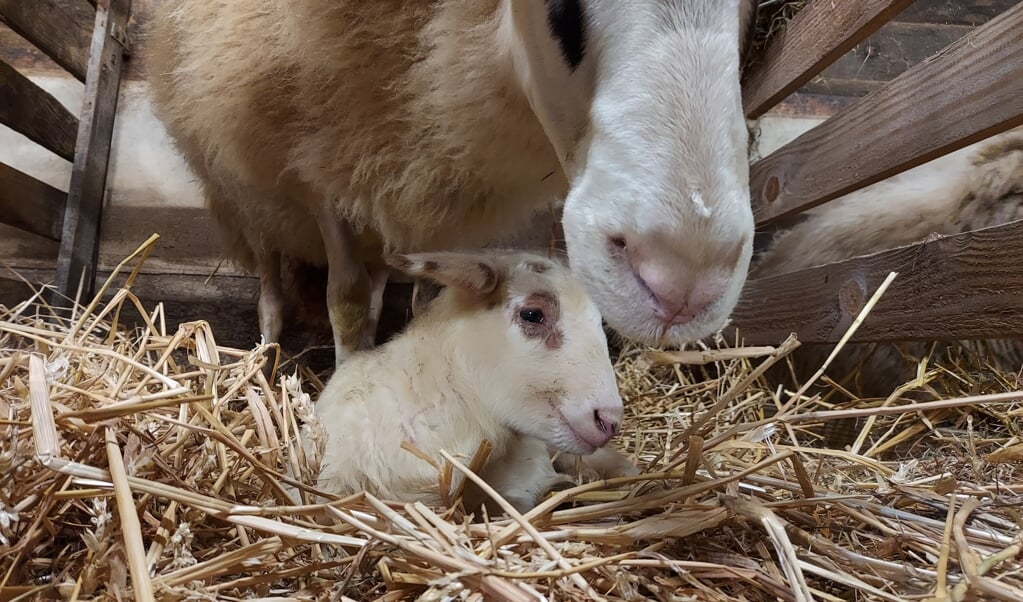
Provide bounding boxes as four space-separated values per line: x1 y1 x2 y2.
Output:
896 0 1018 26
731 218 1023 345
0 58 79 162
818 23 972 86
0 162 66 241
0 0 94 81
53 0 131 302
750 1 1023 227
741 0 914 119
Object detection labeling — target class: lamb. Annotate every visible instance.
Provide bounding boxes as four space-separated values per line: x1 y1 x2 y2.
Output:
307 249 638 513
145 0 759 366
750 129 1023 407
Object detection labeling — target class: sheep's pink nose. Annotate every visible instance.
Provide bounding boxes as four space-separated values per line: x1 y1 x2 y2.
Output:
631 258 728 325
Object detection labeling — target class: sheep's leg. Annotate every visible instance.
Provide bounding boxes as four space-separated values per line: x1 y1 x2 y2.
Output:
361 265 390 349
257 250 285 345
316 205 372 367
553 446 640 481
478 435 574 514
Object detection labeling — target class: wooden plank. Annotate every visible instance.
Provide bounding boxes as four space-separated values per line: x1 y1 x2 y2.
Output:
741 0 913 119
0 0 94 81
52 0 131 303
0 162 66 241
750 2 1023 227
0 58 79 162
816 23 971 87
895 0 1018 26
730 219 1023 345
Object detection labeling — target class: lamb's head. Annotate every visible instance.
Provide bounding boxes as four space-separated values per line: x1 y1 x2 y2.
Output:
502 0 755 346
386 250 624 456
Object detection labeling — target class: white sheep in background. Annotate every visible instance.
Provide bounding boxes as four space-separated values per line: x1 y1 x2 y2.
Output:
308 250 638 513
751 129 1023 403
146 0 759 365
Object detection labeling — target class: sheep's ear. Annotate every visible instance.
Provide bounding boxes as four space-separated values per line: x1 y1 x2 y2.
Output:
385 253 503 297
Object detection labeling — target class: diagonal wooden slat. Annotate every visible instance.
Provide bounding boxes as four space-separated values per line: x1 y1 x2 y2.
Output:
0 162 67 241
730 218 1023 345
741 0 913 119
749 2 1023 228
52 0 132 303
0 58 79 162
0 0 95 82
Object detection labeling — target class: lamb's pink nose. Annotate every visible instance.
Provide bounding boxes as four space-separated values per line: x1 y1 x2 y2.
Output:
632 259 727 325
577 406 622 449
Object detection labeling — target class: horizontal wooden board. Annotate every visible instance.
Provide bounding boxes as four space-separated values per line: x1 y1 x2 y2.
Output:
730 218 1023 345
0 162 66 240
750 2 1023 226
0 0 94 81
0 58 79 162
817 23 971 85
895 0 1018 25
742 0 914 119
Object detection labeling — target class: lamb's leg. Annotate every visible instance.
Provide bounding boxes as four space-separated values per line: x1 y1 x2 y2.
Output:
315 205 372 367
478 435 574 514
361 264 390 348
553 446 640 481
257 250 285 345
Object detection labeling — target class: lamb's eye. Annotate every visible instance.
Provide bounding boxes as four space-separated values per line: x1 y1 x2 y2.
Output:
519 308 545 324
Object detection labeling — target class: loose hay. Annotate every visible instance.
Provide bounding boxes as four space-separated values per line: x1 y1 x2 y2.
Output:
2 240 1022 601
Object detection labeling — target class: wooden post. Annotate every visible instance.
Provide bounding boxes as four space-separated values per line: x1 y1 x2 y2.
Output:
52 0 132 306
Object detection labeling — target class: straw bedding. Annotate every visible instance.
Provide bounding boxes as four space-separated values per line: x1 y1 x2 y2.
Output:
2 236 1022 602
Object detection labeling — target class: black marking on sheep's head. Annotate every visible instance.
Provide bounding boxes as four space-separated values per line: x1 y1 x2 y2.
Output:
545 0 586 71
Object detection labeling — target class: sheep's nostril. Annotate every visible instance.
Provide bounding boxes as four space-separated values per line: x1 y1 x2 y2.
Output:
594 409 609 434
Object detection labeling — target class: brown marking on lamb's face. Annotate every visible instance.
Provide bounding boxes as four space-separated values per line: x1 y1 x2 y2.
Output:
422 260 440 273
511 291 563 349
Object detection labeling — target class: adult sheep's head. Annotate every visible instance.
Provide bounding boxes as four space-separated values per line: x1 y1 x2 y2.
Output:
386 250 625 456
503 0 756 345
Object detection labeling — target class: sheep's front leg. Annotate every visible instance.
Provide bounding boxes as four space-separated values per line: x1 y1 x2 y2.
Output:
316 205 372 367
553 446 640 481
480 435 574 514
257 250 285 346
361 265 390 348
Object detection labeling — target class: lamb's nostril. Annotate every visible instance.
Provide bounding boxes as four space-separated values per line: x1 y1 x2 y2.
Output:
594 410 620 436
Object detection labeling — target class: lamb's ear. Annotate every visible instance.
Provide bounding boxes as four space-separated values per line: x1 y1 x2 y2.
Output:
385 253 503 297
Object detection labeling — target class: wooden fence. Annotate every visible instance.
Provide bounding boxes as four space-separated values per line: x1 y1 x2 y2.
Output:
732 0 1023 345
0 0 132 305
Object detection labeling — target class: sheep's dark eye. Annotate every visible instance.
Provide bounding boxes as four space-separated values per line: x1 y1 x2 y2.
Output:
519 308 545 324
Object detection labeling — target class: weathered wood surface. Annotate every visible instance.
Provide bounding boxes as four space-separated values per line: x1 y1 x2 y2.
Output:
750 1 1023 227
0 162 66 241
0 58 79 162
53 0 132 303
801 23 972 98
897 0 1019 25
741 0 913 119
0 0 94 81
731 218 1023 345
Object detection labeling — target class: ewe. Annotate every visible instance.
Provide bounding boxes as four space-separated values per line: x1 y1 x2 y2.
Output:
147 0 759 365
